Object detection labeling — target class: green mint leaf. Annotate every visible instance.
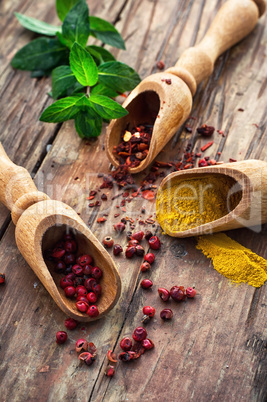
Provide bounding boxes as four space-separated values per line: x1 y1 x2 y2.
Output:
40 95 83 122
86 45 115 65
91 83 118 97
31 69 53 78
89 16 125 50
56 0 80 22
75 109 102 138
52 65 84 99
56 31 73 49
62 0 90 47
70 42 98 86
11 37 69 71
98 61 141 93
15 12 62 36
89 94 128 119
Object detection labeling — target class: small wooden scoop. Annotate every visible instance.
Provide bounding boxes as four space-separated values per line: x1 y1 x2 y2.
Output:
156 160 267 237
106 0 266 173
0 143 121 321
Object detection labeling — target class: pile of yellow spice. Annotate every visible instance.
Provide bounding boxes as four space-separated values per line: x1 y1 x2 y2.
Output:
197 233 267 288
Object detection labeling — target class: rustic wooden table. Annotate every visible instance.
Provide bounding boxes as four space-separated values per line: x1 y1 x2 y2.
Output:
0 0 266 401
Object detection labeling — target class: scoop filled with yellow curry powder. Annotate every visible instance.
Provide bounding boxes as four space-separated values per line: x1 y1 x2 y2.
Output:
156 173 242 234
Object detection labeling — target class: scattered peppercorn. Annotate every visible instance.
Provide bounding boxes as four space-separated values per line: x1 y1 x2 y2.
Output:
113 244 123 256
56 331 68 344
148 236 161 250
158 287 170 302
170 286 187 302
103 236 114 248
141 279 153 289
160 309 173 320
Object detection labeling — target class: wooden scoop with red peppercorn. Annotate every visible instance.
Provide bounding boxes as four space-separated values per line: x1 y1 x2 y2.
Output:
0 143 121 321
106 0 266 173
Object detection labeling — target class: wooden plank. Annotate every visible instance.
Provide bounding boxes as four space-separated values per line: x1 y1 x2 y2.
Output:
0 0 266 401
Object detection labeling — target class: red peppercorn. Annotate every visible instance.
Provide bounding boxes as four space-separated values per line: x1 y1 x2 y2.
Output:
91 266 102 280
106 365 115 377
170 286 187 302
113 244 123 256
119 351 136 362
64 239 77 253
113 222 125 233
142 338 154 350
76 301 89 313
76 286 88 298
87 292 97 304
52 247 65 260
158 287 170 302
103 236 114 248
64 318 78 330
77 254 93 266
64 253 76 265
132 231 144 242
65 272 76 281
148 236 161 250
87 305 99 318
83 264 92 276
128 239 139 247
135 245 145 256
54 260 66 273
64 285 76 298
120 337 132 351
144 253 155 264
141 279 153 289
0 273 5 284
76 296 88 303
56 331 68 344
92 283 102 297
160 308 173 320
186 287 197 298
79 352 95 366
72 264 83 276
75 338 88 353
140 261 151 272
145 231 153 240
84 278 97 291
143 306 155 317
198 158 208 167
60 277 74 289
125 245 136 259
133 327 147 342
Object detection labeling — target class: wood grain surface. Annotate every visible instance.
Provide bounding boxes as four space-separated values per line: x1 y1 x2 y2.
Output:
0 0 266 401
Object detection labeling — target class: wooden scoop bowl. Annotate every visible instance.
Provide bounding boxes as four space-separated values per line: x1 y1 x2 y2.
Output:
106 0 266 174
156 160 267 237
0 143 121 322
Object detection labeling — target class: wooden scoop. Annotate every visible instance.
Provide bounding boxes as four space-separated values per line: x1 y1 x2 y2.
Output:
0 143 121 322
106 0 266 173
156 160 267 237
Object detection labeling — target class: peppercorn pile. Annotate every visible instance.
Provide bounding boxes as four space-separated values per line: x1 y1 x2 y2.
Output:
113 124 153 168
46 233 103 318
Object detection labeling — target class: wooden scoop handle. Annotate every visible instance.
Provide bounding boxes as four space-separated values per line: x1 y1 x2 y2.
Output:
167 0 266 95
0 143 49 224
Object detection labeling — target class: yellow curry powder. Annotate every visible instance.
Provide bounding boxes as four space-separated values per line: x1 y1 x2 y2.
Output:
156 174 267 288
156 174 242 233
197 233 267 287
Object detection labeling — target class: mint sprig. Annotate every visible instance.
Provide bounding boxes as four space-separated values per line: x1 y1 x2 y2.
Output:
11 0 141 139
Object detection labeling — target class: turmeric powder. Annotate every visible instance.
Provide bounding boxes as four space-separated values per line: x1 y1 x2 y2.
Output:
156 174 242 233
197 233 267 287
